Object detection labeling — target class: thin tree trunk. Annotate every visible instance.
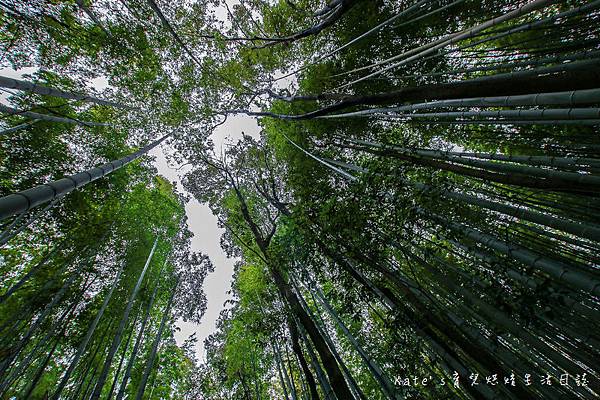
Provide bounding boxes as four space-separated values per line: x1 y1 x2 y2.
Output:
269 265 354 400
351 144 599 195
238 370 253 400
338 0 554 88
401 243 600 394
283 341 299 400
273 340 291 400
0 119 38 135
133 278 178 400
52 264 124 399
423 210 600 296
89 236 158 399
0 75 130 109
106 305 142 400
339 0 599 87
320 88 600 118
298 322 335 400
0 103 111 126
65 317 113 400
145 0 202 66
75 0 112 37
0 272 78 381
0 288 80 397
0 197 60 247
274 0 431 81
292 278 366 400
288 320 320 400
324 154 600 241
275 338 297 400
309 282 399 399
0 237 77 305
21 311 71 398
311 233 533 399
0 132 172 220
235 58 600 119
115 264 164 400
256 0 358 47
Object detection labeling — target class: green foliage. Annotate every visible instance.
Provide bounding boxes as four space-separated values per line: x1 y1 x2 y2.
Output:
2 0 600 399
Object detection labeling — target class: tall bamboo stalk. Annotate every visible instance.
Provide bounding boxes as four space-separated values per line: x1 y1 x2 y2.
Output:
0 75 132 109
0 103 112 126
133 277 178 400
89 237 158 399
0 132 172 221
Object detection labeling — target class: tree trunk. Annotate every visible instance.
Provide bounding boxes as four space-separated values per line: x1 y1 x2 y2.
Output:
0 198 60 247
133 278 178 400
339 143 600 195
145 0 202 66
52 264 124 400
0 132 172 221
0 75 130 109
115 268 164 400
0 272 78 381
297 322 335 400
258 0 358 47
21 312 71 398
239 58 600 119
321 88 600 118
309 283 399 399
0 119 38 136
423 210 600 296
68 318 114 400
89 236 158 399
0 103 111 126
273 341 291 400
293 278 366 400
338 0 554 88
312 234 533 399
106 305 142 400
288 320 320 400
269 265 354 400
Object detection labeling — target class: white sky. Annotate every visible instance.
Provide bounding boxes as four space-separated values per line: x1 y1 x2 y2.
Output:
153 117 261 362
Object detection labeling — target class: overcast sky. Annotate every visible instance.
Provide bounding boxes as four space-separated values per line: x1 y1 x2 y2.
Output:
152 117 261 362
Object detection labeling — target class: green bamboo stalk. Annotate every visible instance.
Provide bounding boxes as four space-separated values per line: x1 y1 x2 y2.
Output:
115 263 166 400
52 264 124 400
133 278 179 400
310 283 400 400
393 49 600 80
272 0 433 82
0 103 111 126
292 277 366 400
347 139 600 188
319 88 600 119
323 154 600 241
0 75 132 109
337 0 553 88
89 237 158 399
423 210 600 296
0 119 38 136
0 132 172 221
395 108 600 121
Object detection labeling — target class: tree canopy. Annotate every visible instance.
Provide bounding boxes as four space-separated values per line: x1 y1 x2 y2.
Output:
1 0 599 399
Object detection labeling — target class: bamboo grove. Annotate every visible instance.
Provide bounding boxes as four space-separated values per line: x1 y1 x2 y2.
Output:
1 0 599 399
0 81 211 398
